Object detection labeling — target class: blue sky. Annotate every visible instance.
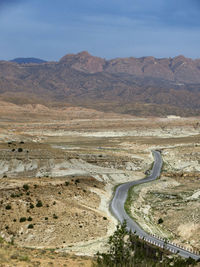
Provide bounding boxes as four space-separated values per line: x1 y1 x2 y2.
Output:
0 0 199 60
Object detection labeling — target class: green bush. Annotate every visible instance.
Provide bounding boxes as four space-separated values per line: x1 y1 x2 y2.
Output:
5 204 11 210
23 184 29 191
158 218 164 224
27 217 32 221
53 214 58 219
28 224 34 229
20 217 26 223
36 200 43 207
30 203 34 209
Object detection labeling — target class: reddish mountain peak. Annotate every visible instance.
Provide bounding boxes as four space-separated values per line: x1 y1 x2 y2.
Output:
170 55 193 70
174 55 187 60
59 51 105 73
59 51 102 62
172 55 192 63
77 51 91 57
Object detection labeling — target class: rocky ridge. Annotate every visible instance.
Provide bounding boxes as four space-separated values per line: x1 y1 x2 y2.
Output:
0 51 200 116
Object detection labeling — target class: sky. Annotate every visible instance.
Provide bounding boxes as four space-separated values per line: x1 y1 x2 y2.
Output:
0 0 199 60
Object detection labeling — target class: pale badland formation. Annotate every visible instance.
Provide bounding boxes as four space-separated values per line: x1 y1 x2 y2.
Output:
0 52 200 266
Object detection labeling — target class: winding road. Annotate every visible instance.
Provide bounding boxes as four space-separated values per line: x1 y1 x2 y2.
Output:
110 150 200 260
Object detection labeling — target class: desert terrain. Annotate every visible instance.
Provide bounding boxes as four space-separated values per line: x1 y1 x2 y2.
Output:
0 102 199 266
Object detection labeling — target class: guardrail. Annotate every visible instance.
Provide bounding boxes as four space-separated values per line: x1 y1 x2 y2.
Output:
137 233 200 256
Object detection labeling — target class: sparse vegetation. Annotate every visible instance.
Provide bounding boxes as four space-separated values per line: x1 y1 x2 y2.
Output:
23 184 29 191
158 218 164 224
53 214 58 219
36 200 43 207
30 203 34 209
20 217 26 223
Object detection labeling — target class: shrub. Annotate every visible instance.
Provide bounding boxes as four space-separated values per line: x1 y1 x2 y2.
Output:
5 204 11 210
20 217 26 223
53 214 58 219
23 184 29 191
36 200 43 207
65 181 69 186
27 217 32 221
19 255 29 261
45 217 48 220
158 218 164 224
18 148 23 152
30 203 34 209
28 224 34 229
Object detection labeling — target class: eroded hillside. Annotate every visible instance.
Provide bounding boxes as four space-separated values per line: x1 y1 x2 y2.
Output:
0 109 199 265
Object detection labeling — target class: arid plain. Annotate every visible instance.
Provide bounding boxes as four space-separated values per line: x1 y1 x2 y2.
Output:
0 101 200 266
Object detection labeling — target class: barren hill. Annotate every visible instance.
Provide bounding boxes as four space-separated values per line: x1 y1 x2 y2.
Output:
1 51 200 116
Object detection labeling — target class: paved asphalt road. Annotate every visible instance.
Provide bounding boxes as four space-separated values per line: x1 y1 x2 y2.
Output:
110 150 200 260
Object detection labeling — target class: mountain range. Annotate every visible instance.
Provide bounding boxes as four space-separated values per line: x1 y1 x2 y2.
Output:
10 57 47 64
1 51 200 116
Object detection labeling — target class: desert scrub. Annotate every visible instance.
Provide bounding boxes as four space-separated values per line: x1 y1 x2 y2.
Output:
23 184 29 191
19 217 26 223
30 203 34 209
27 216 33 221
36 200 43 207
53 214 58 219
5 204 11 210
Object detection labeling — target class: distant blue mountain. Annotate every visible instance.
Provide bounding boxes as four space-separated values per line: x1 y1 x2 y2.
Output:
10 57 47 64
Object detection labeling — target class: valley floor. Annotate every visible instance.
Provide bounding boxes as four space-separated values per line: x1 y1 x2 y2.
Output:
0 105 199 265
